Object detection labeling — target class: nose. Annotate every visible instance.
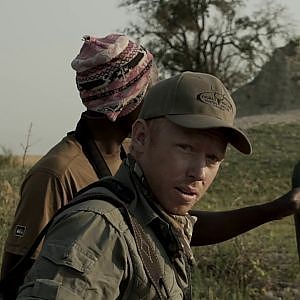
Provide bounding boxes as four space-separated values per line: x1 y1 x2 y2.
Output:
187 156 206 181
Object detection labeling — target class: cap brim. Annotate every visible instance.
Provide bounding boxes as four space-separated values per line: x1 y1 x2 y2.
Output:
167 114 252 155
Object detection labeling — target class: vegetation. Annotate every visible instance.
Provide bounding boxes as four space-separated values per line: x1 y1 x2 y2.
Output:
1 123 300 298
119 0 294 90
0 149 28 265
192 123 300 299
0 147 19 169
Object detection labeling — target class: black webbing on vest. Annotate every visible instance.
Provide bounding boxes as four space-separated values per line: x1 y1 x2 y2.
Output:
76 178 169 299
128 214 169 299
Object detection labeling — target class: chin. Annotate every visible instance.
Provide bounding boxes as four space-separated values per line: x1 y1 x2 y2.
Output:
166 206 189 216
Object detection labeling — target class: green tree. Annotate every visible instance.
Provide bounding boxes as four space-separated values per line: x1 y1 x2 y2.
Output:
119 0 294 90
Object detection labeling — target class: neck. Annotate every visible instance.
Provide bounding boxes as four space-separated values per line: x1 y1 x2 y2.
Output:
84 117 129 155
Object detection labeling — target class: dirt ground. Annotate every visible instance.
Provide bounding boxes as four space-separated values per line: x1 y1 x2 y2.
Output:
235 109 300 129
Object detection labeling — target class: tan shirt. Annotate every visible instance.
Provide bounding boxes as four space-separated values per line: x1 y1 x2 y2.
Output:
4 134 122 258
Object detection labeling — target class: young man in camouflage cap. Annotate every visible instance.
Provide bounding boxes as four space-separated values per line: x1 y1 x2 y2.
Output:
16 72 300 299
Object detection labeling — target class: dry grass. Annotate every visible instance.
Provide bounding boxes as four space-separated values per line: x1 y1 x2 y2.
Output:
15 155 41 167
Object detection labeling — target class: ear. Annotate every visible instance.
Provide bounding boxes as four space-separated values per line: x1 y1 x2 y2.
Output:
131 119 149 154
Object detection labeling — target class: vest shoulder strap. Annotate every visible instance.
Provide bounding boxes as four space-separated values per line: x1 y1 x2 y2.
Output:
0 177 168 300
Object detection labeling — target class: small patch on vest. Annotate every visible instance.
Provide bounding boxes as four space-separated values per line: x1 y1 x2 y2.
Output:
197 90 233 112
15 225 26 237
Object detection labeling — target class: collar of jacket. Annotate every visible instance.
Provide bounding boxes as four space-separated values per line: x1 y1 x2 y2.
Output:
114 155 196 265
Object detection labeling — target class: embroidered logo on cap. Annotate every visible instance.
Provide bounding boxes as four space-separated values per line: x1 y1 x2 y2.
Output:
197 90 233 112
15 225 26 238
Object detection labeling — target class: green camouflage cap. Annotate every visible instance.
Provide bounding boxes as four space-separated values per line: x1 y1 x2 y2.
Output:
139 71 252 154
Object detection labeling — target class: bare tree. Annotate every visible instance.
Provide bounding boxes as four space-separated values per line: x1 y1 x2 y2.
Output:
20 122 33 170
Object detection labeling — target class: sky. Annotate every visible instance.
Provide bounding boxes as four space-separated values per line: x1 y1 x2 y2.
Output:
1 0 300 155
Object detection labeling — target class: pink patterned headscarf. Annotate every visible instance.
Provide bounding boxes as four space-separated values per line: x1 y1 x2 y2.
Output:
71 34 154 121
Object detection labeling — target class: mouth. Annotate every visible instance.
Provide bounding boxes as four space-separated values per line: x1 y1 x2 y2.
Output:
175 187 199 201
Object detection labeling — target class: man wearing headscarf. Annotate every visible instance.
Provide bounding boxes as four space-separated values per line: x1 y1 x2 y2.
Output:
1 33 158 293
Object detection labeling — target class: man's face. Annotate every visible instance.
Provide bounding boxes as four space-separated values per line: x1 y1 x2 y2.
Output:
132 118 227 215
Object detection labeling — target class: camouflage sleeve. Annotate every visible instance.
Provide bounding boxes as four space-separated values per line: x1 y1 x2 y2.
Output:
17 208 130 300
